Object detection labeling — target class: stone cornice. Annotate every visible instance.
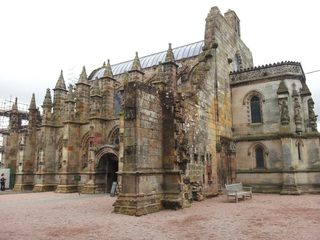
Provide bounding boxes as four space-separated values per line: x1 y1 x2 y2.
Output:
230 74 304 87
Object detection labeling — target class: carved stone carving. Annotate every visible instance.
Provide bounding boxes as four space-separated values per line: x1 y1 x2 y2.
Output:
293 97 302 134
125 107 136 120
308 99 318 132
294 98 302 122
55 137 63 170
280 99 290 125
124 145 136 155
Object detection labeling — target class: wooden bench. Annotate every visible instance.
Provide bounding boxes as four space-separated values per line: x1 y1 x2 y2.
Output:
225 183 252 203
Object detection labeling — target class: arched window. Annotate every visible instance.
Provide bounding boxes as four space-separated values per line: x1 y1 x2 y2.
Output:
108 127 120 146
255 147 264 168
250 96 262 123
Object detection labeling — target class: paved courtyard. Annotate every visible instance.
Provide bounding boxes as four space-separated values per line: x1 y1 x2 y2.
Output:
1 192 320 240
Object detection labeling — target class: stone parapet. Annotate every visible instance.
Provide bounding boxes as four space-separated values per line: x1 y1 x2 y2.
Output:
230 61 304 84
13 183 34 191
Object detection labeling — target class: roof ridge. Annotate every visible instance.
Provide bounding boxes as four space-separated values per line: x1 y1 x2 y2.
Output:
110 40 204 67
89 40 204 79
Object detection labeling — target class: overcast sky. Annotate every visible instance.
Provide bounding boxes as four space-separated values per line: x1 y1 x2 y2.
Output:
0 0 319 121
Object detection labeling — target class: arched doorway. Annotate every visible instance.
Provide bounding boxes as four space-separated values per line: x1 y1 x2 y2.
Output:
96 153 118 193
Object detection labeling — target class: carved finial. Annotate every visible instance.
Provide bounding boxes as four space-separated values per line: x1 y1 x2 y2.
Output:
208 6 221 17
29 93 37 110
165 43 175 63
43 88 52 108
277 80 289 94
131 52 142 71
12 97 18 111
103 59 114 78
55 70 66 90
78 66 88 84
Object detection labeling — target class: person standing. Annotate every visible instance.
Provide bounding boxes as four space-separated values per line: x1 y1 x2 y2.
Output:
0 173 6 191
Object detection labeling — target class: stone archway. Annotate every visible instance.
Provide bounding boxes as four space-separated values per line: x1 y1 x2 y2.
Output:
96 153 118 193
95 146 119 193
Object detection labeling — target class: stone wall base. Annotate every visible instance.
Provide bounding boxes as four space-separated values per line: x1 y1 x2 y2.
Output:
114 193 162 216
243 183 320 194
249 184 282 194
280 184 302 195
13 183 34 192
55 184 78 193
162 192 186 210
81 184 106 194
161 199 183 210
204 187 219 198
298 184 320 194
33 184 56 192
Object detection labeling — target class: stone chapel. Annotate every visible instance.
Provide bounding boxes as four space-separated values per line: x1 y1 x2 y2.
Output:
2 6 320 215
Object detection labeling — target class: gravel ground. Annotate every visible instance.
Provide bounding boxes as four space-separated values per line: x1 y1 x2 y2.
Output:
1 192 320 240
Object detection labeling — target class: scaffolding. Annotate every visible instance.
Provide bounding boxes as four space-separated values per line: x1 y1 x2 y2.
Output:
0 98 30 165
0 98 29 131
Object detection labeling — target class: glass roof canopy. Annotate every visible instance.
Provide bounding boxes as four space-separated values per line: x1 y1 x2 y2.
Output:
90 40 204 80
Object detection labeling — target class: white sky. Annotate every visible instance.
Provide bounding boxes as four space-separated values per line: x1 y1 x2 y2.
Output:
0 0 319 121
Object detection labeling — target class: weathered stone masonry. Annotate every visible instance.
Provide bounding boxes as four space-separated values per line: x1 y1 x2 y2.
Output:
2 6 320 215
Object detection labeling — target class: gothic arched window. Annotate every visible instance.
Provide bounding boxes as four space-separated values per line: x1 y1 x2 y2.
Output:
250 96 262 123
255 147 264 169
109 128 120 145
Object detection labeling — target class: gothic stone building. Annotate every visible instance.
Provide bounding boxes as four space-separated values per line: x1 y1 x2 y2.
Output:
3 6 320 215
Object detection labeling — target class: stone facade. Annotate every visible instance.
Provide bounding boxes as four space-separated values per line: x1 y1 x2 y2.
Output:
231 62 320 194
2 6 320 215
